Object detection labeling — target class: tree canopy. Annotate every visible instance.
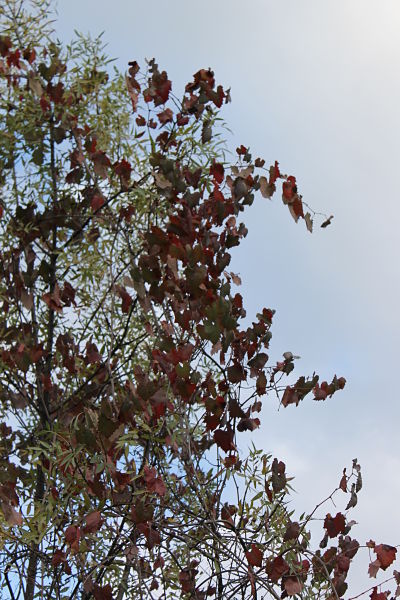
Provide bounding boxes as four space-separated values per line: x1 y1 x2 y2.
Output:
0 1 398 599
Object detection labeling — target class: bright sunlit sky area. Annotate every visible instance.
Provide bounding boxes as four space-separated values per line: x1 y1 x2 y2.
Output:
55 0 400 594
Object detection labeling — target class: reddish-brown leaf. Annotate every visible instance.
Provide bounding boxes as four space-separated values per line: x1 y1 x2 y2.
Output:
282 176 297 203
42 283 63 313
93 584 113 600
271 458 287 493
143 466 166 497
266 556 290 582
374 544 397 570
137 522 161 549
284 577 303 596
284 521 300 541
1 502 23 526
65 525 80 551
116 285 133 314
237 417 260 432
114 159 132 188
368 559 381 578
86 342 101 364
339 468 347 492
281 386 299 407
245 544 263 568
51 549 67 567
157 108 173 124
91 151 111 179
370 587 389 600
324 513 346 538
90 194 105 212
154 556 165 570
210 161 224 184
213 428 235 453
83 511 103 534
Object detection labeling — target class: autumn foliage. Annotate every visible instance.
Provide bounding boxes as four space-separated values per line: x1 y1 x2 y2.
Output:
0 2 398 599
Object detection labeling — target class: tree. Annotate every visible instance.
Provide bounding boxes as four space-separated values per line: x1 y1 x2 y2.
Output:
0 1 398 599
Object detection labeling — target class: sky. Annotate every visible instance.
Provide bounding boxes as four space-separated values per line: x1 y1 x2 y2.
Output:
54 1 400 595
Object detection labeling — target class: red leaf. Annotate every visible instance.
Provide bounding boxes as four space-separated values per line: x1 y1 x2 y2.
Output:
284 577 303 596
266 556 289 582
143 466 166 497
126 76 140 112
150 579 159 591
183 167 202 188
0 37 12 57
93 584 113 600
144 62 171 106
269 161 281 184
236 145 247 156
214 428 235 453
281 386 299 407
155 77 172 105
370 587 388 600
42 283 63 313
227 364 246 383
114 159 132 188
126 62 140 112
368 559 381 578
137 522 161 549
204 413 221 431
83 511 103 534
65 525 80 551
271 458 287 493
157 108 173 124
245 544 263 567
313 383 327 401
91 151 111 179
221 503 236 527
284 521 300 541
60 282 76 307
86 342 101 364
177 112 189 126
337 553 351 572
136 115 146 126
288 195 304 222
169 343 194 365
65 167 83 184
324 513 346 538
39 95 50 113
51 549 65 567
374 544 397 570
214 84 225 107
256 372 267 395
237 417 260 432
282 176 297 202
1 502 23 526
339 468 347 492
210 161 224 184
154 556 165 570
116 285 133 314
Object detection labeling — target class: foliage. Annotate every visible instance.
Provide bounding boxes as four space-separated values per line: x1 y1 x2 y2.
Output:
0 1 398 599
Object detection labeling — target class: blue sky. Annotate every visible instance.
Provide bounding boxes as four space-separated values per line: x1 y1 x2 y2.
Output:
55 1 400 594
